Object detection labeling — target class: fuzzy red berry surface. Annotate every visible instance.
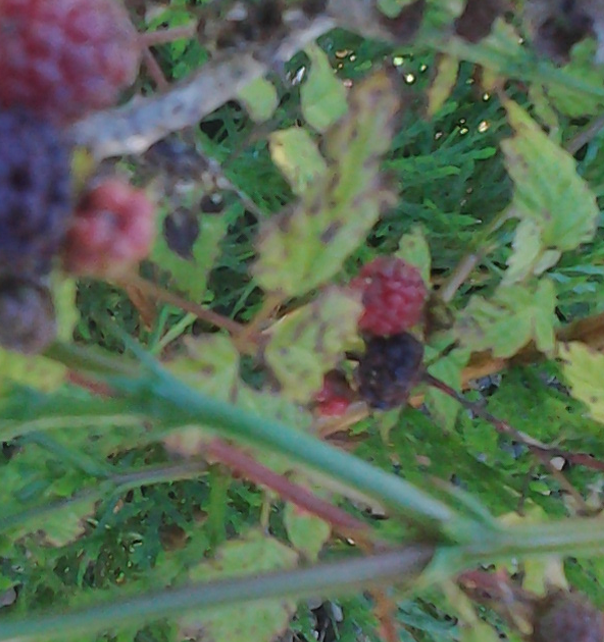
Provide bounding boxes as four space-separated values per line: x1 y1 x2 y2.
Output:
351 256 427 337
0 0 141 123
315 370 354 418
62 179 155 278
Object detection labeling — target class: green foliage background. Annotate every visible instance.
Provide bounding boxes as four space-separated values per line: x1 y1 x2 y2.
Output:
4 1 604 641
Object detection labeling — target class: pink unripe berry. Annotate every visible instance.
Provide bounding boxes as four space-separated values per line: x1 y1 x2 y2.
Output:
62 179 155 278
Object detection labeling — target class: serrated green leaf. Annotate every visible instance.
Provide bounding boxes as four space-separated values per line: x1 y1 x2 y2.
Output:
181 530 298 642
264 287 362 403
502 100 598 255
455 279 556 358
428 55 459 117
301 44 348 133
503 218 561 285
559 341 604 424
238 76 279 123
152 209 230 301
254 70 400 296
269 128 327 196
396 225 432 285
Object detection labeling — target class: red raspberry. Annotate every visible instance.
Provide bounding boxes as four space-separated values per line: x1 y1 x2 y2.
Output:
62 179 155 278
351 256 427 336
315 371 353 418
0 0 141 123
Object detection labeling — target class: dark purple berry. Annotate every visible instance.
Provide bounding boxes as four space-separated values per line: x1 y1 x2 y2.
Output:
0 278 56 354
0 109 72 278
356 332 424 410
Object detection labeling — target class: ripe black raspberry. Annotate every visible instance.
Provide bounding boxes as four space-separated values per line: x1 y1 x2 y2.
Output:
351 257 427 337
0 0 141 123
0 278 56 354
531 591 604 642
356 332 424 410
0 109 72 278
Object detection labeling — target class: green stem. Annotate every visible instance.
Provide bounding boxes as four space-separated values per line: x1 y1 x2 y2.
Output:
0 547 434 642
121 366 458 530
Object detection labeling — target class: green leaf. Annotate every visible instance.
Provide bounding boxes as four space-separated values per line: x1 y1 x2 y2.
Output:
238 76 280 123
264 287 362 403
454 279 556 358
254 70 400 296
169 334 240 402
377 0 419 17
502 218 561 285
284 496 331 560
396 225 432 285
301 44 348 133
269 127 327 196
559 341 604 424
425 344 468 431
53 274 78 342
502 100 598 256
181 530 299 642
152 209 230 301
546 40 604 118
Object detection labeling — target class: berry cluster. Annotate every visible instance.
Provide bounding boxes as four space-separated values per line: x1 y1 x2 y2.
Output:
0 0 154 353
314 256 428 416
353 256 427 409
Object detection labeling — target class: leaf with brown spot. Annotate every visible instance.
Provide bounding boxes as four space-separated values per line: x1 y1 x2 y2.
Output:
264 287 362 403
254 70 400 296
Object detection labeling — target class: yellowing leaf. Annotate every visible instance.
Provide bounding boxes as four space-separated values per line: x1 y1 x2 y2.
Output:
181 530 298 642
152 209 229 300
254 70 400 296
396 225 432 285
428 55 459 117
559 341 604 424
264 287 362 403
301 44 348 133
502 101 598 256
503 218 561 285
169 334 240 401
455 279 556 358
284 498 331 560
269 128 327 196
238 76 279 122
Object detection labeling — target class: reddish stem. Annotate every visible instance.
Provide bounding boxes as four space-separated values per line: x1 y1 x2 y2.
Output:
139 25 197 47
207 438 369 536
424 373 604 474
68 372 370 537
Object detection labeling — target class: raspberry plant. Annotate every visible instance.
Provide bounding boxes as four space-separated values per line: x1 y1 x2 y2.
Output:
6 2 604 642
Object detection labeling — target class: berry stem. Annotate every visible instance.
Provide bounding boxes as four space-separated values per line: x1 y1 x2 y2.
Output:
423 373 604 474
116 273 245 337
206 438 371 538
139 25 197 47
